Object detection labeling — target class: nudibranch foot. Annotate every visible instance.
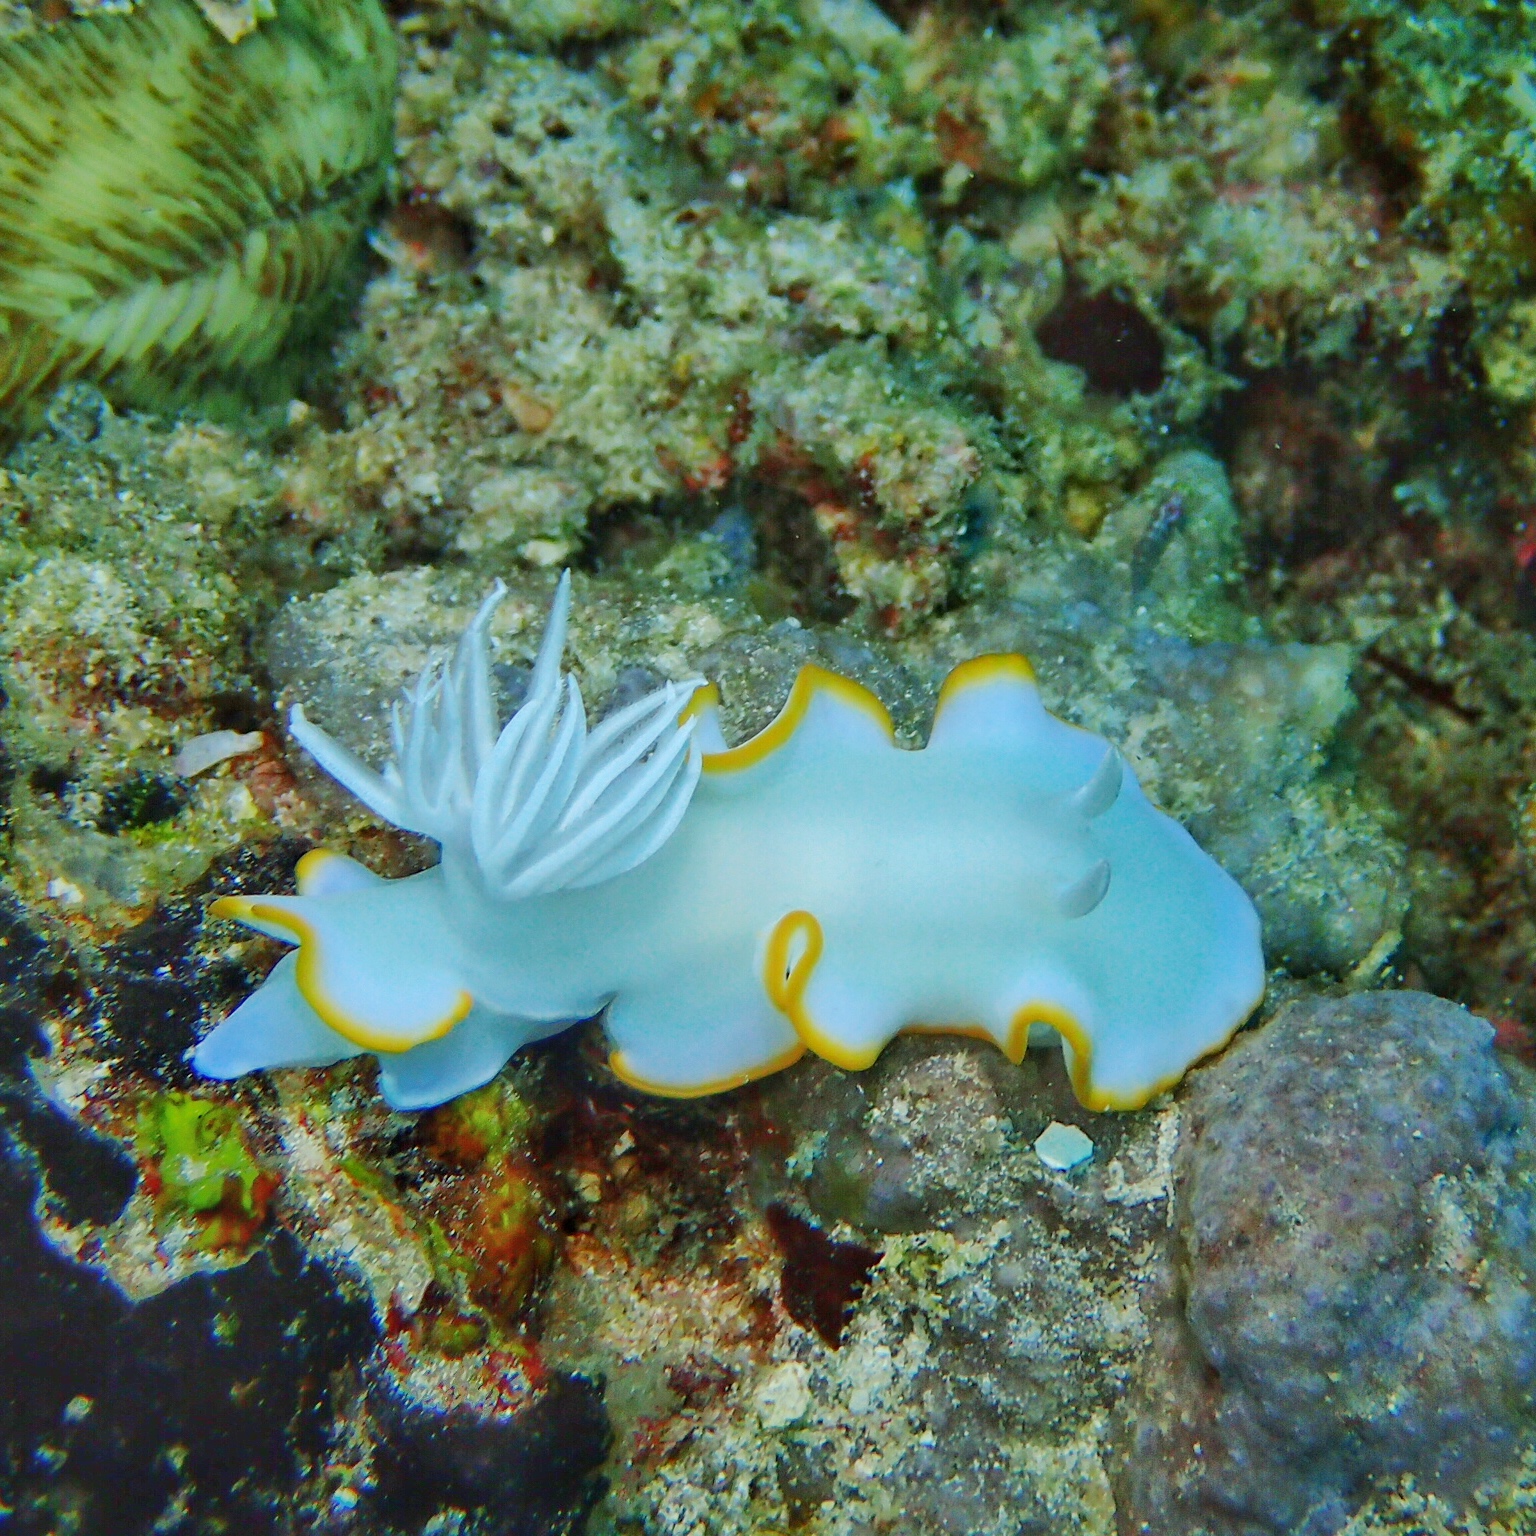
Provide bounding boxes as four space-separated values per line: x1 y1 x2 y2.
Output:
606 975 804 1097
192 952 361 1079
192 947 563 1112
372 1009 570 1112
193 574 1266 1113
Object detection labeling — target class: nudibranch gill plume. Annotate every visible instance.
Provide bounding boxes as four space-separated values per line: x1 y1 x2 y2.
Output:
193 576 1265 1112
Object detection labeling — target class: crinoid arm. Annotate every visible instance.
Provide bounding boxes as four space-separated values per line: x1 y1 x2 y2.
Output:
287 573 705 899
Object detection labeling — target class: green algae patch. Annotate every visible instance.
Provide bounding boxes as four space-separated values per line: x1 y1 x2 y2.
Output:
330 1075 558 1345
420 1078 533 1165
137 1091 277 1250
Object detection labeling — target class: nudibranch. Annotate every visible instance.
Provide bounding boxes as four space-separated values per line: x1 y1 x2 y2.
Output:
193 575 1265 1112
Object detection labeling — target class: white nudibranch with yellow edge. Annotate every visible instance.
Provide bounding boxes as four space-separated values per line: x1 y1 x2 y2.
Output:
192 574 1265 1112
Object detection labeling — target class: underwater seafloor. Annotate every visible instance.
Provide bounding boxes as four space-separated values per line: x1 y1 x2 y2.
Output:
9 0 1536 1532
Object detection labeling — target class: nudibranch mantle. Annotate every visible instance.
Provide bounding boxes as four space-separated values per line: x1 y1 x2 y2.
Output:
194 576 1265 1112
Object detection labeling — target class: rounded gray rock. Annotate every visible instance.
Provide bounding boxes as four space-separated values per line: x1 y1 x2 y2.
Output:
1127 991 1536 1534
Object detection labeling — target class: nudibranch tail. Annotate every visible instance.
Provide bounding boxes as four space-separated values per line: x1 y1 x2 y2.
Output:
192 943 567 1112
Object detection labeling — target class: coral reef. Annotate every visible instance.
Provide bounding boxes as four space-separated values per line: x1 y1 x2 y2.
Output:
364 1368 609 1535
1309 1 1536 319
317 1 1239 631
9 0 1536 1530
0 1150 377 1536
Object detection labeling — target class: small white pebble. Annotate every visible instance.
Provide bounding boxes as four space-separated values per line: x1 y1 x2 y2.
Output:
46 878 84 906
1034 1121 1095 1172
520 537 569 567
62 1395 93 1425
330 1486 360 1513
222 784 260 822
173 729 265 778
754 1362 811 1429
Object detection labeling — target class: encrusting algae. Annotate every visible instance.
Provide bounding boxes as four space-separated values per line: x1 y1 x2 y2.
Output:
135 1089 276 1250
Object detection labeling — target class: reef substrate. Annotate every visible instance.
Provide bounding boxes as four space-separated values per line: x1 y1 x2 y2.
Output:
9 0 1536 1532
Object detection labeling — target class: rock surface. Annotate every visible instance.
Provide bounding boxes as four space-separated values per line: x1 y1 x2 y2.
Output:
365 1367 610 1536
1117 991 1536 1535
0 1143 378 1536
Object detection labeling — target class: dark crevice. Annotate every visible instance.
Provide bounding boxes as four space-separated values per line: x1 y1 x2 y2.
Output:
765 1204 880 1348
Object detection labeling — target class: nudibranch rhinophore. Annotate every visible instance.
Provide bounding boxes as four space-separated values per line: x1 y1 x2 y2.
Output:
193 575 1265 1112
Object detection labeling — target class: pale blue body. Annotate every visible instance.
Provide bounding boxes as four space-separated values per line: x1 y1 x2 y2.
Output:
195 644 1264 1112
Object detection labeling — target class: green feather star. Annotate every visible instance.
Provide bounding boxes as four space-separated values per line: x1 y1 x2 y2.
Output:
0 0 396 424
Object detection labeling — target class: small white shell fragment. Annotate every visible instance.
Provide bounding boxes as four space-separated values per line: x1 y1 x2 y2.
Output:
754 1361 812 1429
173 729 265 778
1034 1120 1095 1172
222 784 260 822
